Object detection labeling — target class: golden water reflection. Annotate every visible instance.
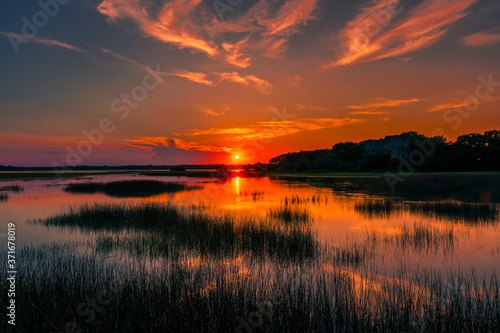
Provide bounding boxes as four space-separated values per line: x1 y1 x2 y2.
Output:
0 174 499 277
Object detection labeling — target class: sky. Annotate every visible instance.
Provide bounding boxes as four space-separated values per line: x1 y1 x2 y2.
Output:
1 0 500 167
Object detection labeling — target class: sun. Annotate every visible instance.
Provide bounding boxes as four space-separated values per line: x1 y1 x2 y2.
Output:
234 155 240 160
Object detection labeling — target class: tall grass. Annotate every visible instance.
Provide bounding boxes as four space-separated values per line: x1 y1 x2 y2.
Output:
0 192 8 202
64 180 198 197
2 241 500 333
35 202 317 259
355 198 498 224
242 190 265 201
0 185 23 192
281 194 327 205
267 204 312 225
394 223 455 253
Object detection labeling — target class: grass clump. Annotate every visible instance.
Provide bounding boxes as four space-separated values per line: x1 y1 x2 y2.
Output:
355 198 498 224
64 180 197 198
0 185 23 192
267 204 312 225
394 223 455 252
35 202 317 259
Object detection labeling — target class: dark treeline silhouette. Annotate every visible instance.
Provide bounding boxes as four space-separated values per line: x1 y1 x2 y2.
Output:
268 130 500 172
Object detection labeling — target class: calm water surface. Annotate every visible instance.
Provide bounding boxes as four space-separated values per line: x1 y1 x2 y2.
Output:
1 173 499 278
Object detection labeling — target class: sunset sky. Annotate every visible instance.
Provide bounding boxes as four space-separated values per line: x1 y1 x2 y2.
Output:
1 0 500 166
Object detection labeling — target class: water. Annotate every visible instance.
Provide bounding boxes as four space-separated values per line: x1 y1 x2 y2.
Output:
1 173 499 279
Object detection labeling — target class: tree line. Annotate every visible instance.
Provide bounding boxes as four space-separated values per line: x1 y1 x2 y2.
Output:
267 130 500 172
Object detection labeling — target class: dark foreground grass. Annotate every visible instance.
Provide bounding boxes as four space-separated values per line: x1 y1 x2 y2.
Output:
369 173 500 203
35 202 317 259
64 180 198 198
1 242 500 333
0 193 8 202
355 199 498 224
5 200 500 332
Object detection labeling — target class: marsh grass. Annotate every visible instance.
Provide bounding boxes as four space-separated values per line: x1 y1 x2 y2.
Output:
35 202 317 259
355 198 498 224
0 193 8 202
394 223 456 253
0 185 23 192
406 201 498 224
281 194 327 205
242 190 264 201
267 204 312 225
64 180 198 198
2 241 500 333
354 198 396 218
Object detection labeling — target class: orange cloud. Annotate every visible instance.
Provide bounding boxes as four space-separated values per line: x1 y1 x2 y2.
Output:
199 105 230 116
427 96 500 112
187 117 364 141
347 98 422 110
188 128 256 136
98 0 219 56
325 0 478 68
216 72 273 94
97 0 319 67
170 69 272 93
125 136 231 153
171 69 214 86
295 104 329 112
261 37 288 59
463 32 500 46
222 37 251 68
349 111 391 115
264 0 319 36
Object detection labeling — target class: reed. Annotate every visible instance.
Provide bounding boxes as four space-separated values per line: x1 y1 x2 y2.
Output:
267 204 312 225
355 198 498 224
2 241 499 333
35 202 317 259
64 180 198 197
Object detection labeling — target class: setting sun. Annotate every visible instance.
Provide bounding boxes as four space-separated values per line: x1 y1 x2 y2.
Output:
234 155 240 160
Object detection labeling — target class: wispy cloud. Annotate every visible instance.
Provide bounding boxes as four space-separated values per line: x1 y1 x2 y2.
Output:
264 0 319 36
295 104 329 112
170 69 273 94
222 37 251 68
126 136 232 153
97 0 319 67
98 0 219 56
347 98 422 110
324 0 478 69
215 72 273 94
199 105 230 116
427 95 500 112
171 69 214 86
125 136 233 164
101 48 168 81
463 31 500 46
349 111 391 115
187 117 364 141
187 128 256 136
0 32 86 53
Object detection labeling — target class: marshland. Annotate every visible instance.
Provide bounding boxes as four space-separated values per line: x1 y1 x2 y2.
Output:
1 172 500 332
